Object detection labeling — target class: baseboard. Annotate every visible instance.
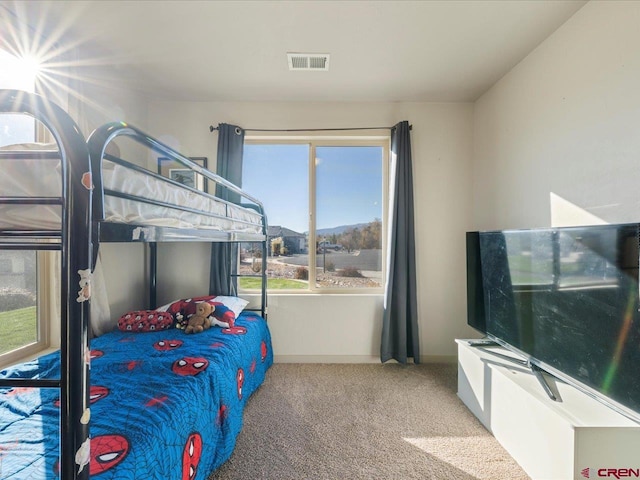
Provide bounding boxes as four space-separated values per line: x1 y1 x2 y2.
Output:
274 355 380 363
273 354 457 364
420 354 457 364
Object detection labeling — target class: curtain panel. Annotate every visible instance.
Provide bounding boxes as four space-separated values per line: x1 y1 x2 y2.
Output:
381 121 420 364
209 123 245 296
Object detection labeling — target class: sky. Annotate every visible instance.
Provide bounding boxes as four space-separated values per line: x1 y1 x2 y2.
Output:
242 143 383 234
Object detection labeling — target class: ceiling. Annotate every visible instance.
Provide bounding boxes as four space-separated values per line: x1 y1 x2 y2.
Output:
4 0 587 103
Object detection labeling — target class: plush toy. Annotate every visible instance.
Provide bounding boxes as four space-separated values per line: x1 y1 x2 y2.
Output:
185 302 213 334
165 296 237 330
76 269 92 303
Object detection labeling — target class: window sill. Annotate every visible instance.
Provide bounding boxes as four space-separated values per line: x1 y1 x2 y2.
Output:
240 290 384 296
0 346 57 371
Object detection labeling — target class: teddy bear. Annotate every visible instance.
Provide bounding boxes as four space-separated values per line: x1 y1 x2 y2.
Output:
184 302 213 334
76 269 92 303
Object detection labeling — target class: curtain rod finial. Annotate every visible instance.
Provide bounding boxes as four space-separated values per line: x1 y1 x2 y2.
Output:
209 125 218 133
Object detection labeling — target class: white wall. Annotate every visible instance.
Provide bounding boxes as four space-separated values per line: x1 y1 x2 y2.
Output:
67 74 151 319
145 100 474 361
473 1 640 231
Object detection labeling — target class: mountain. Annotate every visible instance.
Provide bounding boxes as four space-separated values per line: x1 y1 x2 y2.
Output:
316 223 370 236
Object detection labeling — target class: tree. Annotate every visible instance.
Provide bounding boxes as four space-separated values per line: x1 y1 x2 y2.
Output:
336 219 381 251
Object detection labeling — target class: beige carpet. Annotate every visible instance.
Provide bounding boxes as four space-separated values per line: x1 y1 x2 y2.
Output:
210 363 530 480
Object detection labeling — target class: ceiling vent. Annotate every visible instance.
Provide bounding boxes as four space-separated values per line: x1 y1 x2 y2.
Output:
287 53 330 71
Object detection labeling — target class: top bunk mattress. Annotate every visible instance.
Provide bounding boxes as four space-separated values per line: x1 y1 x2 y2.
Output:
0 148 263 235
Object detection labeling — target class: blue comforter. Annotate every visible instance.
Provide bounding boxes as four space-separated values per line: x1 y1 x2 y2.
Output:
0 311 273 479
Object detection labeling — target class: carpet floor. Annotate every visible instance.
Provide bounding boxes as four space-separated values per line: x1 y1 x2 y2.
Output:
210 363 530 480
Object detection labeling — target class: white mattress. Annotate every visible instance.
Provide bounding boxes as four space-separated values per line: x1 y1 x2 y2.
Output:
0 148 263 234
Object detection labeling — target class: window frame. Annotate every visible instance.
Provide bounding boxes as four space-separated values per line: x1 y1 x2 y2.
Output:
244 134 390 294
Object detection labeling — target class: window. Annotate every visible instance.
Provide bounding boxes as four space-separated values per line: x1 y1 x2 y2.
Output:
0 48 51 366
0 48 38 147
0 252 40 357
241 137 388 292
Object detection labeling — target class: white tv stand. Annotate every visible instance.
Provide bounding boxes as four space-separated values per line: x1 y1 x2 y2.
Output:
456 339 640 480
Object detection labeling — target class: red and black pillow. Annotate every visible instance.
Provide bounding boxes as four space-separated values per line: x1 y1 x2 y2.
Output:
117 310 174 333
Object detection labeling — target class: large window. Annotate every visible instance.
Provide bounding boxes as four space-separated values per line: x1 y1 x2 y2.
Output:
241 137 388 292
0 48 50 366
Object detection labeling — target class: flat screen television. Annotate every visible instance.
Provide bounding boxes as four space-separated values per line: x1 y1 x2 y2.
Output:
468 223 640 423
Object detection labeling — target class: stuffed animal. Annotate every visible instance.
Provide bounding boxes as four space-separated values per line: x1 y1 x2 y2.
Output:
184 302 213 334
76 269 92 303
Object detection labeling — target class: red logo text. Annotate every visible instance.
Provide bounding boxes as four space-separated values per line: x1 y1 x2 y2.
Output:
597 469 640 479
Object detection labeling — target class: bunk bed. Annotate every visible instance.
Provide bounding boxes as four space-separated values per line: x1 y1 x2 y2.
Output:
0 90 272 480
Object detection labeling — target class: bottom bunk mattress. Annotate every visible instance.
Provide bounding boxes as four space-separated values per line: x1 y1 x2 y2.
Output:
0 311 273 479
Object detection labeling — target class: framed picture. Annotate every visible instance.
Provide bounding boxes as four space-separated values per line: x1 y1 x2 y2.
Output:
158 156 208 192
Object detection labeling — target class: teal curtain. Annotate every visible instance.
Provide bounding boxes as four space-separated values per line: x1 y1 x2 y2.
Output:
381 121 420 364
209 123 245 296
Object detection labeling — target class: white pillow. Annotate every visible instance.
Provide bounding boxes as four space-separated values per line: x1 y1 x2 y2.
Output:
211 296 249 317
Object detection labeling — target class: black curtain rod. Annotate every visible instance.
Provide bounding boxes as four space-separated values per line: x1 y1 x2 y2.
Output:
209 125 411 133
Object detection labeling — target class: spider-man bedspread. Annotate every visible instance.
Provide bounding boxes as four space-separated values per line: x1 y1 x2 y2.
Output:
0 311 273 479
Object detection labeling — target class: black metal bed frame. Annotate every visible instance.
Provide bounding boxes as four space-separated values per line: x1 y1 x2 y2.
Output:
0 90 268 479
0 89 92 480
86 121 269 314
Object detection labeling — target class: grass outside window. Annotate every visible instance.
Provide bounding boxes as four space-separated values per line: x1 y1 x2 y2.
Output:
240 278 307 290
0 306 37 355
